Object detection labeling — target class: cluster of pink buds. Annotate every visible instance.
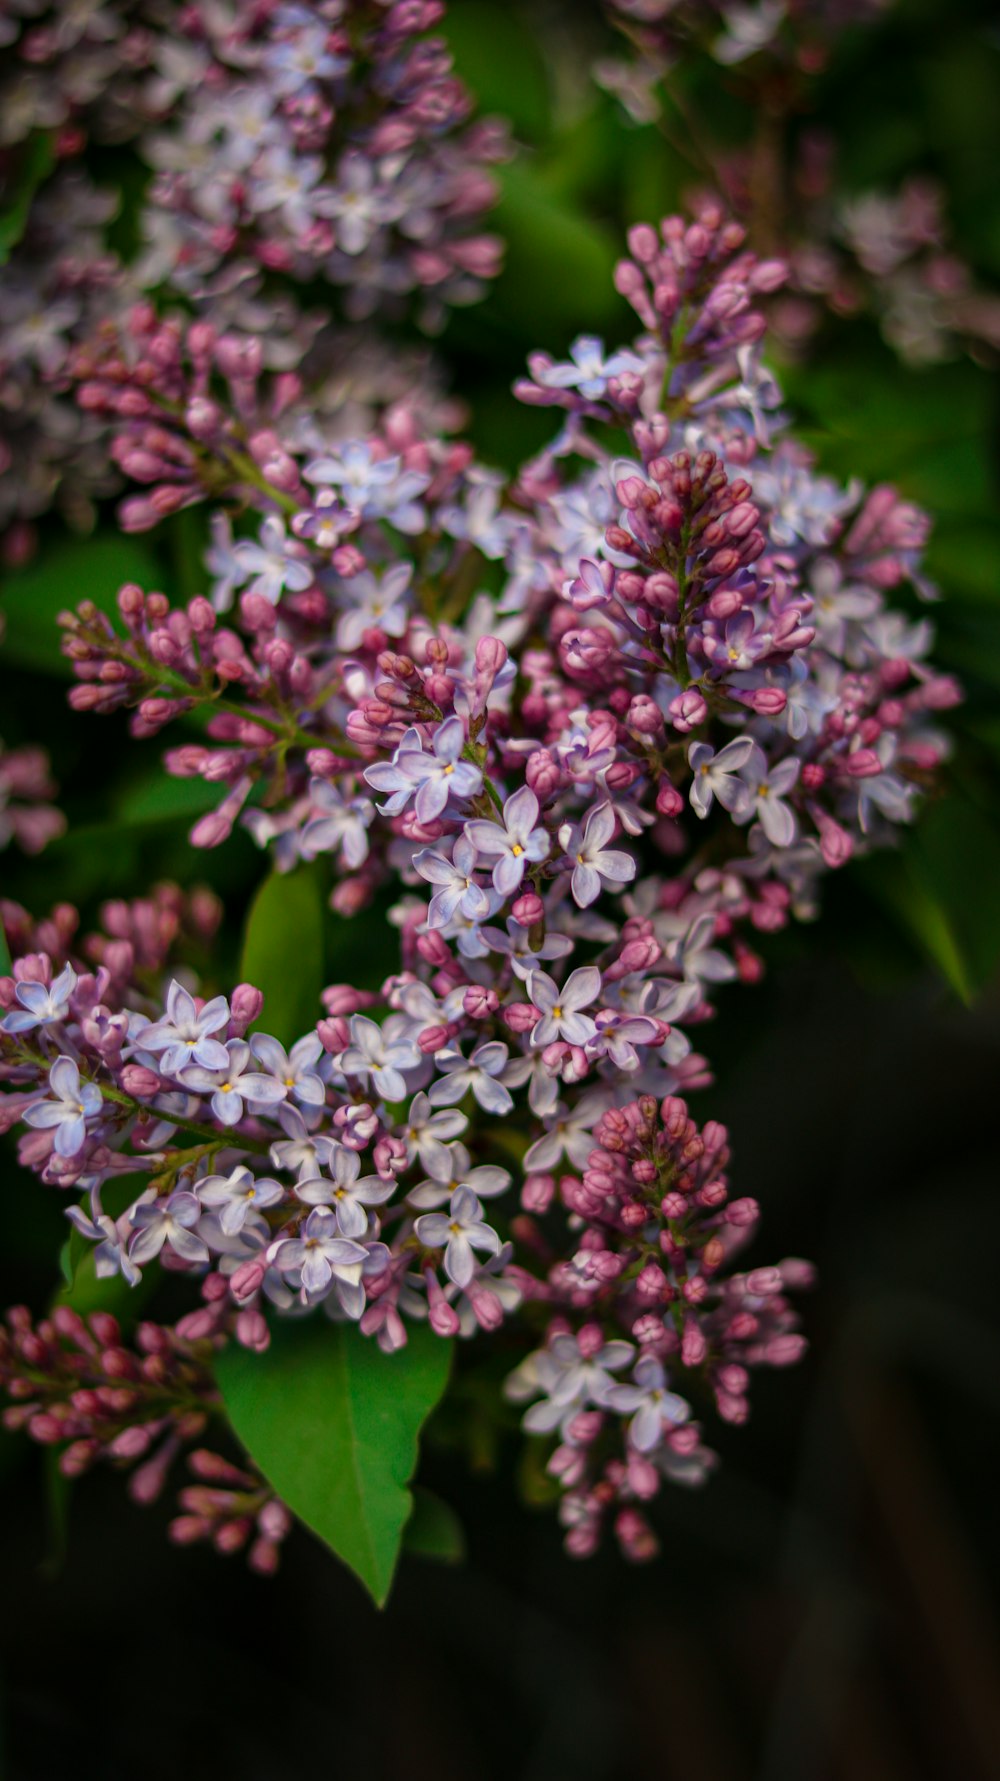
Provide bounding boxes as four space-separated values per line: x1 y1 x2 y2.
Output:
0 1304 290 1572
506 1094 810 1556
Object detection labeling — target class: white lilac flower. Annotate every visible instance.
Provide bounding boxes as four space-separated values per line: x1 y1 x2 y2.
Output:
414 1186 501 1289
322 150 399 255
558 802 636 908
667 912 737 986
23 1057 103 1158
64 1201 141 1287
533 335 646 401
2 962 77 1034
204 512 249 613
298 779 374 868
390 717 483 826
197 1166 285 1237
482 916 574 981
340 1015 420 1104
269 1104 342 1182
180 1039 287 1126
295 1146 395 1240
127 1191 210 1267
438 473 516 560
505 1332 634 1435
400 1092 468 1172
232 515 314 604
687 736 756 820
428 1042 513 1115
268 1208 367 1306
604 1355 692 1451
464 786 550 897
304 441 429 533
414 834 492 928
407 1140 511 1211
522 1090 609 1171
335 563 413 649
527 966 602 1047
249 1033 326 1108
735 743 801 846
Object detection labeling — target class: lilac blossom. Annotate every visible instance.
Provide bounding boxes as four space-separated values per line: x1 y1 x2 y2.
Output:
735 744 801 846
339 1017 420 1104
299 781 374 868
137 981 231 1076
249 1034 326 1109
604 1355 691 1451
197 1167 285 1237
128 1192 211 1268
428 1043 513 1115
464 787 550 896
414 835 492 927
558 803 636 907
527 968 603 1047
232 517 314 605
268 1209 367 1308
295 1149 395 1241
406 1142 511 1212
22 1057 103 1158
414 1187 501 1289
687 738 756 819
2 963 77 1034
180 1040 287 1126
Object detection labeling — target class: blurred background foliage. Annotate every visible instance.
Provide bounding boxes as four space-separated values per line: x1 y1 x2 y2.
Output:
1 0 999 1774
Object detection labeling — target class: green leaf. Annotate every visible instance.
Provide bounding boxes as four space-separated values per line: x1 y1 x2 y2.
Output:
492 161 624 336
0 133 56 265
0 910 11 977
1 534 163 676
856 794 1000 1003
215 1319 453 1606
403 1487 466 1565
238 862 326 1047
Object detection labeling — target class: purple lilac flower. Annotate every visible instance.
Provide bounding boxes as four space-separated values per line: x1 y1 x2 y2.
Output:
295 1148 395 1241
22 1057 103 1158
428 1042 513 1115
2 963 77 1034
464 786 550 896
604 1354 691 1450
414 834 492 927
735 743 801 846
180 1039 287 1125
197 1166 285 1237
558 802 636 907
128 1192 210 1267
268 1209 367 1307
414 1186 502 1289
249 1033 326 1108
527 967 603 1047
687 738 756 819
138 980 231 1076
339 1016 420 1104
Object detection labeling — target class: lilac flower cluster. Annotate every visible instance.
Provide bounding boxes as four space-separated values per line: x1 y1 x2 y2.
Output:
506 1094 810 1557
0 202 961 1562
0 1304 291 1572
137 0 508 328
0 1 500 553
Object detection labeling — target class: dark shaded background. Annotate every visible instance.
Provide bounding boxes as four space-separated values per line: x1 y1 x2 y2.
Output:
2 0 999 1774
